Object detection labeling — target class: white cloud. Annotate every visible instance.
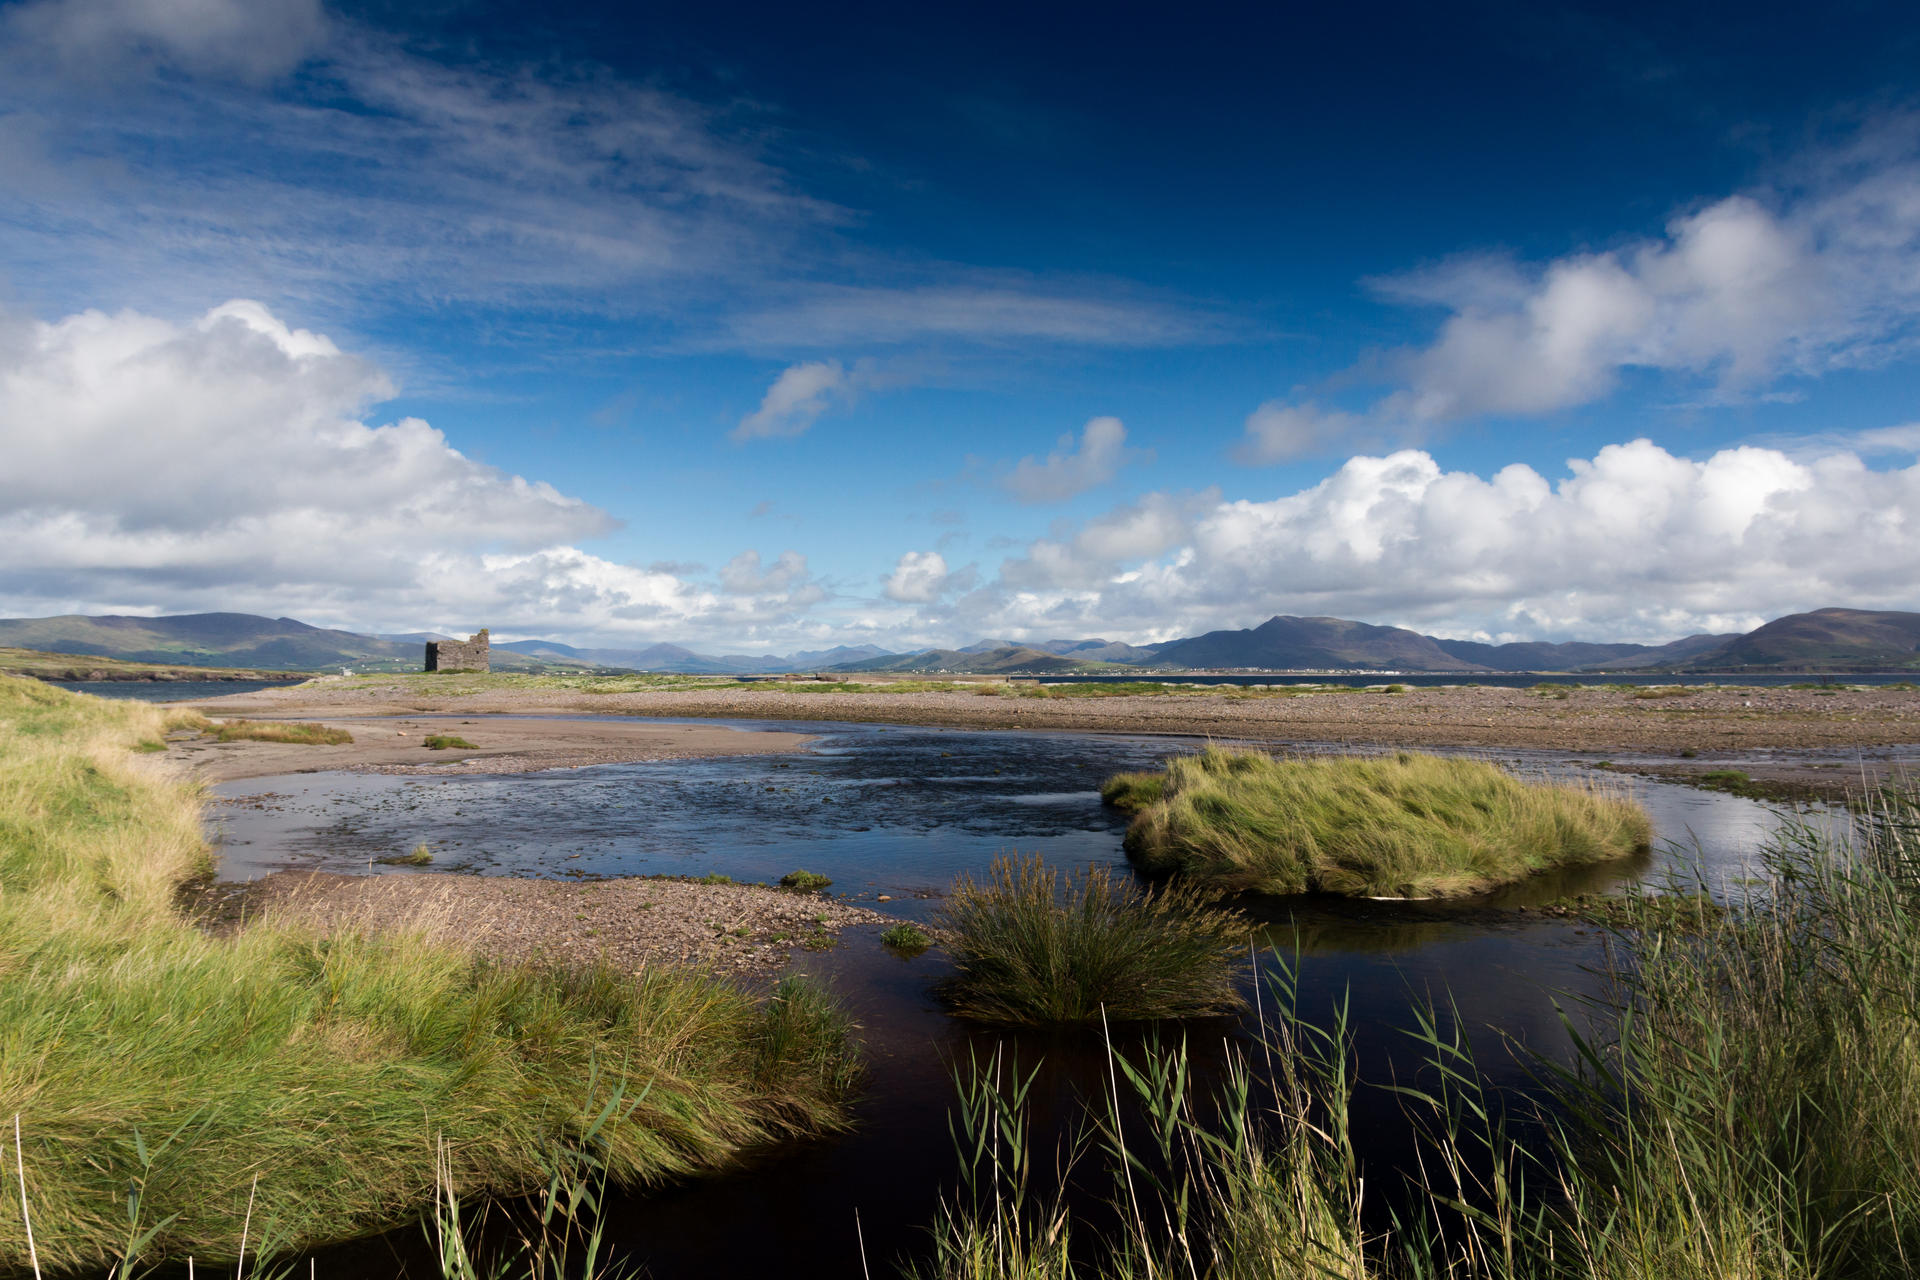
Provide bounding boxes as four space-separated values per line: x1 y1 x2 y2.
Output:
1234 402 1383 464
1241 125 1920 461
727 283 1212 350
719 549 812 595
734 361 860 440
4 0 328 82
884 551 955 603
1000 416 1146 503
978 438 1920 643
0 300 836 644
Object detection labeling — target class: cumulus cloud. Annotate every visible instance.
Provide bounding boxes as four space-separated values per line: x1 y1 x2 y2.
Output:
1240 126 1920 461
734 361 865 440
978 438 1920 643
1000 416 1147 503
0 300 835 643
884 551 959 603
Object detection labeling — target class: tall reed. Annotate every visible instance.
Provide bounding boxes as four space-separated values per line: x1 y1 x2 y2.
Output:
922 786 1920 1278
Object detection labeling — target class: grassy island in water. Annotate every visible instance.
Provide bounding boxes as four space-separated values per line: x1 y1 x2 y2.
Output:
1106 746 1652 897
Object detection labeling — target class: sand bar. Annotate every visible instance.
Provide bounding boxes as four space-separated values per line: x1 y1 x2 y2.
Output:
172 711 815 782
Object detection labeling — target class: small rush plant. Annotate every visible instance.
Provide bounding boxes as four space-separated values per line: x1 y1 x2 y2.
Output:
931 855 1247 1024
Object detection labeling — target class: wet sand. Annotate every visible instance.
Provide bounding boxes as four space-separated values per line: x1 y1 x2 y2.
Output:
172 713 815 782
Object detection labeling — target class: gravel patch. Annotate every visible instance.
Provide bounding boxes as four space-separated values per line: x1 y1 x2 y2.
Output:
191 871 895 977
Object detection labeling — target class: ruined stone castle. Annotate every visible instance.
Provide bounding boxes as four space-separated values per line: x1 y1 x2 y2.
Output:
424 629 490 673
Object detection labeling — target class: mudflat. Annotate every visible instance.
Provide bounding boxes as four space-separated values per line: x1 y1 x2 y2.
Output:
172 712 815 781
191 676 1920 753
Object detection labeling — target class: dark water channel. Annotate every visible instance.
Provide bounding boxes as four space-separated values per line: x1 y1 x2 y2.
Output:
208 720 1832 1278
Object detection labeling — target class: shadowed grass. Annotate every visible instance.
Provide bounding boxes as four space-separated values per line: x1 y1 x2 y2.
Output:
1113 746 1651 897
208 718 353 745
0 676 857 1274
931 854 1248 1024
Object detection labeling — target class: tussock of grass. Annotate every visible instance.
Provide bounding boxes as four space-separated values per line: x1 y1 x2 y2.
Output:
423 733 479 750
208 718 353 745
932 855 1247 1024
1099 771 1164 813
1114 746 1651 898
778 869 832 892
881 922 931 954
0 676 856 1273
375 841 435 866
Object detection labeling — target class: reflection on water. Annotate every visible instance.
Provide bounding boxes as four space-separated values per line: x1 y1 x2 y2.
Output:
248 720 1834 1279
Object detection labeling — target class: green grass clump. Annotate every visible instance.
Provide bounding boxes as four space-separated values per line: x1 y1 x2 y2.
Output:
932 855 1247 1024
423 734 479 750
779 869 832 892
1099 771 1165 813
209 719 353 745
375 842 435 866
880 923 931 954
1114 746 1651 898
0 675 856 1273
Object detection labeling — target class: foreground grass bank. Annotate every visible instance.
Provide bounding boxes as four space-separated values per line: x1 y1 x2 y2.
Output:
925 791 1920 1279
0 676 856 1273
1111 747 1651 897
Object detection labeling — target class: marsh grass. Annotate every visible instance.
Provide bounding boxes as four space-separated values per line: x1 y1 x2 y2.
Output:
778 869 833 892
208 718 353 745
376 842 435 866
924 789 1920 1279
1098 772 1164 814
423 734 480 750
881 923 931 955
0 675 857 1274
1114 746 1651 897
931 855 1248 1024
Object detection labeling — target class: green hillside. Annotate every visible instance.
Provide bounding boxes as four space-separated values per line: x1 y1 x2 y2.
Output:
1679 608 1920 671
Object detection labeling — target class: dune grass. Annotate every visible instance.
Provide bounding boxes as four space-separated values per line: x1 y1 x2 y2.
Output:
932 855 1248 1024
1112 746 1651 897
0 676 857 1274
208 718 353 745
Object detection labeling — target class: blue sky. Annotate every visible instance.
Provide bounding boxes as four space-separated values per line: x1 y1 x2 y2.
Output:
2 0 1918 651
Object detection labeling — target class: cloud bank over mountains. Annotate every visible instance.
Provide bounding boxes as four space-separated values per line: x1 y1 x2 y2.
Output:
3 298 1914 650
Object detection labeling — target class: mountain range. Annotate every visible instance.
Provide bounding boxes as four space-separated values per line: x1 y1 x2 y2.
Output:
1 607 1914 677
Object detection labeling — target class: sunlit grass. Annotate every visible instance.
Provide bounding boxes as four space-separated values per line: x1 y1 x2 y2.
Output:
1113 746 1651 897
0 676 857 1274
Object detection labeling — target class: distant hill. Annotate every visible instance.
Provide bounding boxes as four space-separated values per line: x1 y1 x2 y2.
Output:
1674 608 1920 671
829 644 1107 675
1144 616 1480 672
1430 633 1738 672
0 614 601 674
8 606 1912 679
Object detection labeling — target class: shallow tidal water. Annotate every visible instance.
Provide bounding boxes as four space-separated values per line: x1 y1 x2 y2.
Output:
209 719 1837 1278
